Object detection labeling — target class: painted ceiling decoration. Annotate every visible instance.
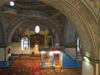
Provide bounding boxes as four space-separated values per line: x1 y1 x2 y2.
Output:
0 0 99 23
3 10 17 24
90 0 98 8
81 0 99 23
0 7 64 31
4 1 55 11
64 18 77 47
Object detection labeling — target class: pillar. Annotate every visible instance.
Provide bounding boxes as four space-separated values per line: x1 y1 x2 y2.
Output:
95 63 99 75
0 47 6 61
44 35 47 47
0 45 11 68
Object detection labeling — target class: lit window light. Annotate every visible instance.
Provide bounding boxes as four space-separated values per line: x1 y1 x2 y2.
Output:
35 26 40 33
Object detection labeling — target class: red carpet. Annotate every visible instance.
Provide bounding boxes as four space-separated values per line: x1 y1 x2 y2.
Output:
30 54 41 57
0 55 42 75
0 55 81 75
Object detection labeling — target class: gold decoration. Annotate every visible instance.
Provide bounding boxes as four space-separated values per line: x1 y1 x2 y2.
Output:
94 1 97 8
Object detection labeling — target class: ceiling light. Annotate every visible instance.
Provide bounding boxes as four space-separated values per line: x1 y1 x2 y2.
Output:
10 1 14 6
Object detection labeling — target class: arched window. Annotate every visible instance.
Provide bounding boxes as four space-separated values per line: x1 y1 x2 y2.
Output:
35 25 40 33
77 37 81 54
21 37 29 50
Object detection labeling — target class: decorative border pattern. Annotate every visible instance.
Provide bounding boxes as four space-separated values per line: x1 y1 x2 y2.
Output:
64 18 77 46
83 0 100 23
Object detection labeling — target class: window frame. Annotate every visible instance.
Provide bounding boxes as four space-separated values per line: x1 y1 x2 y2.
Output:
21 37 29 50
35 25 40 33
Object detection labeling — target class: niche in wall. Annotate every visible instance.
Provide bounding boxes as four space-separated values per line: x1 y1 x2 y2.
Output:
30 34 44 48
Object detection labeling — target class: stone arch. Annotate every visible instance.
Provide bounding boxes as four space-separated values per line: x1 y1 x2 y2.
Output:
20 21 56 36
38 0 98 59
0 0 98 59
7 17 63 45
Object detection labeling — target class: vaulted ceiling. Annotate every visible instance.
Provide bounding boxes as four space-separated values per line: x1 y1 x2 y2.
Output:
0 0 99 60
0 1 66 45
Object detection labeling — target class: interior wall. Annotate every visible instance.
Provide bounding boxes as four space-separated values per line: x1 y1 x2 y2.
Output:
11 42 31 54
6 46 11 61
82 60 94 75
65 48 76 60
31 47 40 54
62 53 80 68
11 42 40 54
0 46 11 61
11 43 21 54
0 48 5 61
23 28 49 38
23 28 49 47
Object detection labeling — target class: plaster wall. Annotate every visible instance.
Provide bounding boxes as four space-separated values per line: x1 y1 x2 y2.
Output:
0 48 5 61
11 43 30 54
6 46 11 61
11 43 40 54
11 43 22 54
31 47 40 54
82 60 94 75
65 48 76 60
62 53 80 68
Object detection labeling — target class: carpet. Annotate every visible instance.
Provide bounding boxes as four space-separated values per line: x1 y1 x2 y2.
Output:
0 70 43 75
9 59 41 69
0 55 42 75
30 54 41 57
0 55 81 75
